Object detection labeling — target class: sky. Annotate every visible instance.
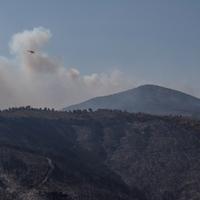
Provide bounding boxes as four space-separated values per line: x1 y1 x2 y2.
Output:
0 0 200 109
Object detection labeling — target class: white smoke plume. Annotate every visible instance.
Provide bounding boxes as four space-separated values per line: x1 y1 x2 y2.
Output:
0 27 133 109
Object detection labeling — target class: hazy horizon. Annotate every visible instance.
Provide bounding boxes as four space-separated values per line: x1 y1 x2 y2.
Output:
0 0 199 109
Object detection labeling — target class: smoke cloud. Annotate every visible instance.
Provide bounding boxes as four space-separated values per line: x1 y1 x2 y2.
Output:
0 27 133 109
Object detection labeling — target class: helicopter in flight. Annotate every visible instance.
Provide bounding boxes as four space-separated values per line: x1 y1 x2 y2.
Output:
27 50 35 54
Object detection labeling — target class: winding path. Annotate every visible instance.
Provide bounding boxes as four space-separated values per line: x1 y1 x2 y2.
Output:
40 157 54 185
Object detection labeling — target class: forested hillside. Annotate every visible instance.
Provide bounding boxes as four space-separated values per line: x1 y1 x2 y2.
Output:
0 108 199 199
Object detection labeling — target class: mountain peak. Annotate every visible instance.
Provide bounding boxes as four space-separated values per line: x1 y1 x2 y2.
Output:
135 84 180 93
64 85 200 118
137 84 163 89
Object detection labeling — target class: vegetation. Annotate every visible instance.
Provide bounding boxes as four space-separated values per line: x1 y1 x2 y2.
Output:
0 108 199 199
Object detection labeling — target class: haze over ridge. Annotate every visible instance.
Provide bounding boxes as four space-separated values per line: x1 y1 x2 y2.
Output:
0 27 133 109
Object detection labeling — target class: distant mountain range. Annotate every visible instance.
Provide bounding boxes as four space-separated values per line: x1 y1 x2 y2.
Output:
64 84 200 118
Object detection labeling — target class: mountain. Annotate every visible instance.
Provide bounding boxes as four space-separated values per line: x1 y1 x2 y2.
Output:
0 108 200 199
0 109 132 200
64 84 200 118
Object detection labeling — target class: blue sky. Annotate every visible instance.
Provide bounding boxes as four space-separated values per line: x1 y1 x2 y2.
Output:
0 0 200 108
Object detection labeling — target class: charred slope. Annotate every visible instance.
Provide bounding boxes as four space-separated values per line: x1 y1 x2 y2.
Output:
0 109 200 199
0 117 132 200
0 144 132 200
